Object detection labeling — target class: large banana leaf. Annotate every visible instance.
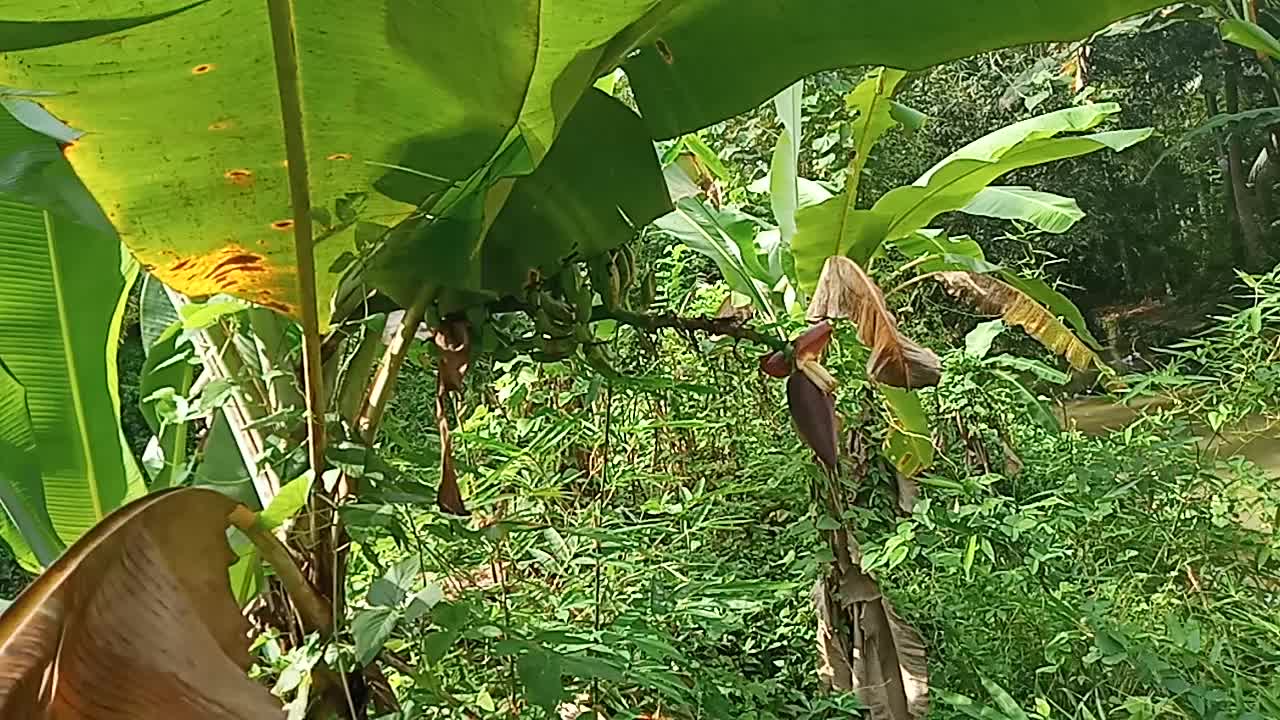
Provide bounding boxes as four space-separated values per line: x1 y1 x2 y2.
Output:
0 115 145 546
372 90 672 304
791 69 905 294
794 104 1151 294
0 0 662 327
4 1 1173 328
622 0 1170 138
0 359 62 569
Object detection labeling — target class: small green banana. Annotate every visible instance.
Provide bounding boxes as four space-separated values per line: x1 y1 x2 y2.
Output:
639 269 656 310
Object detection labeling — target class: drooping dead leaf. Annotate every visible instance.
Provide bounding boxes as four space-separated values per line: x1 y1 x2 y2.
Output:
937 271 1101 372
855 586 929 720
894 472 919 514
434 320 471 516
786 372 840 472
807 257 941 389
0 488 284 719
815 566 929 720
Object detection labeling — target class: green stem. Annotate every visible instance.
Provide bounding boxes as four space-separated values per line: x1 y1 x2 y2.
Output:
265 0 327 481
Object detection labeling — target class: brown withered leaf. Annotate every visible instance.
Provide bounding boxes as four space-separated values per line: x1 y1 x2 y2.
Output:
936 271 1101 372
807 256 941 389
815 566 929 720
855 587 929 720
0 488 284 719
434 319 471 394
786 372 840 472
434 319 471 516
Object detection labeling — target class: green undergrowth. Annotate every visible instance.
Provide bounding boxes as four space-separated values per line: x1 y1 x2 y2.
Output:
327 261 1279 719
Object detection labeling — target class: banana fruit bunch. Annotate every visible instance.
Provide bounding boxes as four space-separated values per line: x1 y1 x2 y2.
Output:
516 262 587 362
522 243 657 367
585 244 656 313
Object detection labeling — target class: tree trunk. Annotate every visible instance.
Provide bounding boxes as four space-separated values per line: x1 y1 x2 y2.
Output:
1223 49 1269 271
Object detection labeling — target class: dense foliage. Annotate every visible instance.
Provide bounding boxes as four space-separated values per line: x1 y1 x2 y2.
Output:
0 3 1278 720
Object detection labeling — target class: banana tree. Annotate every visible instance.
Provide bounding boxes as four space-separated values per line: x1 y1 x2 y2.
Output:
0 1 1177 715
661 69 1145 475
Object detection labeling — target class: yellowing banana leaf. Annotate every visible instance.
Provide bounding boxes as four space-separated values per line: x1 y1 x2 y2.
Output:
881 387 934 478
0 487 284 718
0 0 662 327
0 112 145 547
938 271 1104 372
807 256 940 389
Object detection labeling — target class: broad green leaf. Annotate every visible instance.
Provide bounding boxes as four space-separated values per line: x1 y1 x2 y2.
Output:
373 91 671 304
139 274 181 354
961 186 1085 234
192 411 260 509
770 80 804 244
749 175 834 210
0 4 203 52
964 320 1005 359
920 103 1121 173
854 111 1151 262
0 114 145 544
2 1 661 327
792 68 904 293
656 197 776 319
0 358 63 567
624 0 1169 138
352 607 401 667
137 322 193 490
881 387 933 477
259 474 312 531
368 553 423 608
518 650 565 714
893 230 999 274
1221 18 1280 60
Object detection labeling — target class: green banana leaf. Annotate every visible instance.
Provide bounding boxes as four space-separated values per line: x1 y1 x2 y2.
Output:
960 186 1085 234
0 114 145 545
4 0 1171 329
0 0 663 328
656 197 776 319
791 68 905 294
622 0 1170 138
138 322 193 490
881 386 933 477
795 104 1151 294
0 358 62 568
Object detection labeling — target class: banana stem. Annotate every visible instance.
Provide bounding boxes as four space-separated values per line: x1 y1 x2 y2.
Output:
228 505 332 633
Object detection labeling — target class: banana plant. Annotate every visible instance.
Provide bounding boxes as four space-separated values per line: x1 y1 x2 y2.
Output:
0 112 144 568
660 69 1148 477
0 1 1180 713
